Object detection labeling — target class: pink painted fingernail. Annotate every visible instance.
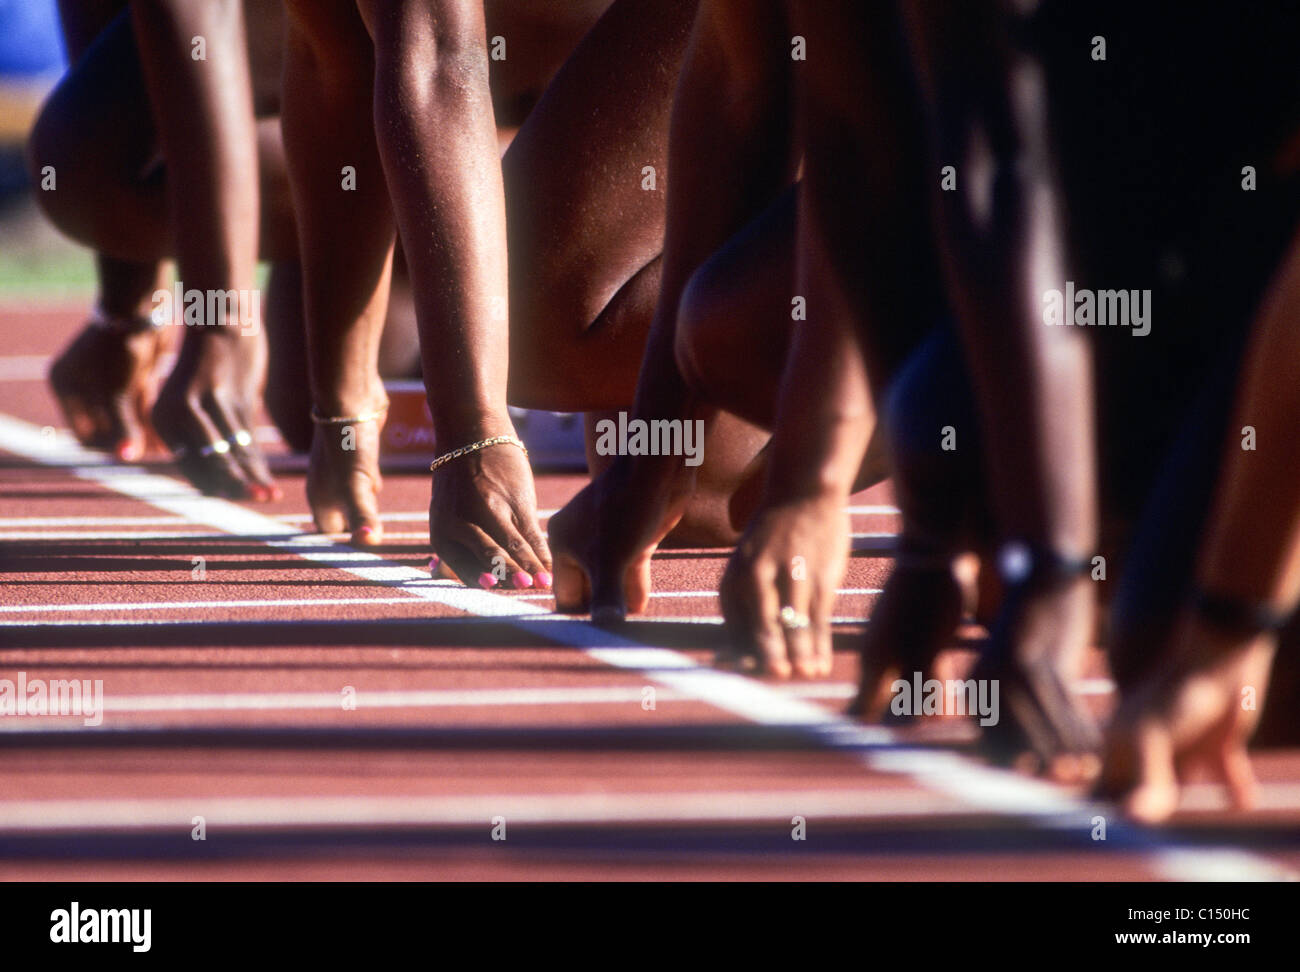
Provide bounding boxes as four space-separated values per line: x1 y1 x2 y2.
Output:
478 572 499 589
512 571 533 589
428 555 441 572
535 570 552 589
115 440 142 463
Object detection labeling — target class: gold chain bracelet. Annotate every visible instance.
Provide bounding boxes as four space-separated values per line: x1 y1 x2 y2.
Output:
429 434 528 473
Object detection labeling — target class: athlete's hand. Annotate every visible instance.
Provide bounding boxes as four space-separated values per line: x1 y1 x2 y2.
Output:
719 493 848 679
429 432 551 590
152 326 279 501
1099 616 1275 823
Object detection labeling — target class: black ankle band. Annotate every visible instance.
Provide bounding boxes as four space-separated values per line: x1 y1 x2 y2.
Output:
1190 588 1290 636
997 541 1092 591
88 309 159 335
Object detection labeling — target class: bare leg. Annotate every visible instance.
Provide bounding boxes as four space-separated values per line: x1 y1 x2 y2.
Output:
282 0 395 541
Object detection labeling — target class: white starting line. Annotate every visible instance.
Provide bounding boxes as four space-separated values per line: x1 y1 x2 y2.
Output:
0 412 1292 881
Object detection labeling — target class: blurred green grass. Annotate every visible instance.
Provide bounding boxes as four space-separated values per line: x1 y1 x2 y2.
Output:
0 190 96 303
0 243 96 301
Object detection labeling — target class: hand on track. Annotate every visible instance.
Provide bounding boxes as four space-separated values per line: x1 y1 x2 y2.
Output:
428 432 551 590
718 494 848 679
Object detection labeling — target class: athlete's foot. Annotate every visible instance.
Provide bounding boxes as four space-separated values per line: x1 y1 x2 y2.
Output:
1098 614 1276 824
48 313 166 461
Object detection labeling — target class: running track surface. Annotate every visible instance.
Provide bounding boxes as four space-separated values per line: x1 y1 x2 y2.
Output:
1 305 1298 882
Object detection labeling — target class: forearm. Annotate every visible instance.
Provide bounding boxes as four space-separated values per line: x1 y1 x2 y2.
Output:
918 6 1096 556
763 248 873 503
371 2 510 442
1196 230 1300 612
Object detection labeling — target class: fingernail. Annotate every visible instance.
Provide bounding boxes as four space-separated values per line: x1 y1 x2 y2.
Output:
478 572 499 589
512 571 533 589
429 555 441 573
248 484 269 502
535 570 553 589
354 525 379 545
115 441 142 462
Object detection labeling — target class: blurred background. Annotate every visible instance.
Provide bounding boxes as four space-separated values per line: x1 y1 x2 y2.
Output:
0 0 96 303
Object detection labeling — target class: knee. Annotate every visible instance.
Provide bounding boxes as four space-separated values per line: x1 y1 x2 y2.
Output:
24 96 86 234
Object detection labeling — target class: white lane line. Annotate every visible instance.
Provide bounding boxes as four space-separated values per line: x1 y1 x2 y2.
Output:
0 682 861 720
0 529 513 540
0 596 451 615
0 530 229 540
0 615 870 628
0 413 1290 881
0 789 964 832
0 505 891 528
0 588 883 616
1 529 899 543
0 516 196 528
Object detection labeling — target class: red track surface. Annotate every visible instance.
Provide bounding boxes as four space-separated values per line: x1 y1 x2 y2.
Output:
2 305 1298 881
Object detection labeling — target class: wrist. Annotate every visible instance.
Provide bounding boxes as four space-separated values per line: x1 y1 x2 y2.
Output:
313 377 387 420
430 405 516 451
763 416 871 506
